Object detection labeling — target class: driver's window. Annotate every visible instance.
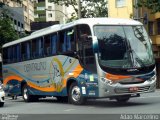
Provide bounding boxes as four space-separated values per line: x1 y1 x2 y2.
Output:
77 24 96 73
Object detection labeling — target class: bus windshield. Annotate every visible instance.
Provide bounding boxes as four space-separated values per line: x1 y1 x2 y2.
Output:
94 25 155 68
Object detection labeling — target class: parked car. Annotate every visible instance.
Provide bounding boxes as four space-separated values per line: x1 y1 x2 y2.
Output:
0 81 5 107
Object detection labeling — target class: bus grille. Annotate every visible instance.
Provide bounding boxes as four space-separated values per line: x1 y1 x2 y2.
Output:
119 81 144 84
115 86 150 93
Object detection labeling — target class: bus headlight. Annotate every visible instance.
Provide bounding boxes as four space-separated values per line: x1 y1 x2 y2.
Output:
149 75 156 81
100 77 113 85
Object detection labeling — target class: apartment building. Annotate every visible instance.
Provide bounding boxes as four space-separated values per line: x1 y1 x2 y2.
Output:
34 0 70 24
0 0 34 32
108 0 160 59
23 0 34 32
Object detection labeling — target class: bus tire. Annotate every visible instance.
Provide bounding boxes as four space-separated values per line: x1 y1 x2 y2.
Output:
116 96 130 102
0 102 4 107
68 82 86 105
22 84 32 102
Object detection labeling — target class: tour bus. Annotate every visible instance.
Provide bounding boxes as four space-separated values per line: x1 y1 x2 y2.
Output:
2 18 156 105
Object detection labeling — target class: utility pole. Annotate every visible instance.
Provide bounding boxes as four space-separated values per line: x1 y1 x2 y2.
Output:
78 0 81 19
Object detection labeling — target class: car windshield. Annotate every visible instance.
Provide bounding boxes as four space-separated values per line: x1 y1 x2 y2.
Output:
94 25 155 68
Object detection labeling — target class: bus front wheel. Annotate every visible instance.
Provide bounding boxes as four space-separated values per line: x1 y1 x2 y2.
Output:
68 82 86 105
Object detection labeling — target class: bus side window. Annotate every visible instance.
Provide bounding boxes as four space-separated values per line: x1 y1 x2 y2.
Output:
44 35 51 56
26 42 31 60
12 44 21 63
3 48 7 64
66 28 75 51
37 37 44 57
16 44 21 62
51 34 57 55
7 47 13 63
12 46 16 63
58 30 65 54
58 28 75 54
21 42 31 61
32 39 37 58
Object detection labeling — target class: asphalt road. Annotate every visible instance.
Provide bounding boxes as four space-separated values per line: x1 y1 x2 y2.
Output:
0 90 160 120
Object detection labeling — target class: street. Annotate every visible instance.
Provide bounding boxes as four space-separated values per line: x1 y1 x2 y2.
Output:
1 90 160 114
0 90 160 120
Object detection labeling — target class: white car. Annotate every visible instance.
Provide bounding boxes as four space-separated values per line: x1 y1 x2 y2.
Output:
0 83 5 107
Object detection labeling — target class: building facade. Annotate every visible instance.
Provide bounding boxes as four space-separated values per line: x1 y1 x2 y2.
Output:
108 0 134 19
0 0 34 32
35 0 67 23
34 0 70 24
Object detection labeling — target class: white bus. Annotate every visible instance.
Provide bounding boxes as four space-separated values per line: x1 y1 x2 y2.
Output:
2 18 156 105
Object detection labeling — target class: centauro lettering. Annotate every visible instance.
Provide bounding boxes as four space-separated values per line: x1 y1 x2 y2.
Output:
24 62 46 72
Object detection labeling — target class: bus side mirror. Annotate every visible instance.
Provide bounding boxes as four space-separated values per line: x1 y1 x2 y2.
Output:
92 36 99 53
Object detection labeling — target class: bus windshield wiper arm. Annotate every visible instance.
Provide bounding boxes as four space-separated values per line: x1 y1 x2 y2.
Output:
128 49 146 67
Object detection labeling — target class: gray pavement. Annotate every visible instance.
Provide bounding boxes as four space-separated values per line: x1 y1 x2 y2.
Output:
0 90 160 114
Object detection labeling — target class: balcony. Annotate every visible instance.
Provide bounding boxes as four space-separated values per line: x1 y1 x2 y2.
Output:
150 35 160 45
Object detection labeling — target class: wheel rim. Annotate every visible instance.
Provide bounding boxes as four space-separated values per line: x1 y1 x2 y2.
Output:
23 88 28 100
71 86 81 102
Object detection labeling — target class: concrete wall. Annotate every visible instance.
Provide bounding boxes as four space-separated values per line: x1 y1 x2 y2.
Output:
108 0 134 18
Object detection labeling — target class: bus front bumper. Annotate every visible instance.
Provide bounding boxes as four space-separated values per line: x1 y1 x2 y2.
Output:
99 79 156 98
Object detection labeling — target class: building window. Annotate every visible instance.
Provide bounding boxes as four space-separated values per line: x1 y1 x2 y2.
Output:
14 19 17 25
38 0 44 2
37 7 45 10
148 21 154 35
24 5 27 12
21 24 24 29
157 19 160 35
39 14 46 18
18 21 21 27
116 0 126 7
48 6 52 10
48 13 52 18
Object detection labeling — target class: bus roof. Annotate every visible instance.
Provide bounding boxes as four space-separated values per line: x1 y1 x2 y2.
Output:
3 18 142 48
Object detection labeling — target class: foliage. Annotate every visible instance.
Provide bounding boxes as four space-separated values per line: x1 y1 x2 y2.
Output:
49 0 108 21
0 4 19 51
0 18 19 50
136 0 160 13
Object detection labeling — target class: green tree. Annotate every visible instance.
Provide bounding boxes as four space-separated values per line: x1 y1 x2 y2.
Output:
0 18 19 51
136 0 160 13
49 0 108 21
0 3 19 51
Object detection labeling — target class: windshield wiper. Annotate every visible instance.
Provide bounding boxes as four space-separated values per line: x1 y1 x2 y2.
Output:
127 49 146 68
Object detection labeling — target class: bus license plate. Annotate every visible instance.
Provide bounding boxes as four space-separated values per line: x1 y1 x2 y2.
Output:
129 87 139 92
